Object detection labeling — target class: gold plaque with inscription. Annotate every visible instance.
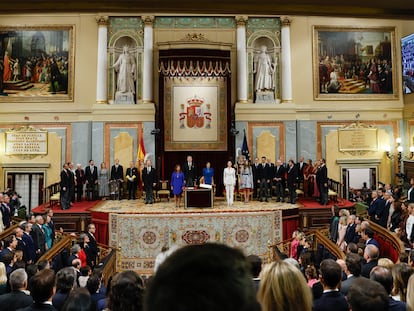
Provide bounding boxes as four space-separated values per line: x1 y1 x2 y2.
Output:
5 126 48 156
338 128 378 152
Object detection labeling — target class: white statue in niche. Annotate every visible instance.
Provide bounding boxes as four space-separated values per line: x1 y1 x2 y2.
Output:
253 45 276 92
112 45 136 104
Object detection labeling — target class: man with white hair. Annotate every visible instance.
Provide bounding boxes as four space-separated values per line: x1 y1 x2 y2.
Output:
0 268 33 310
30 215 46 259
361 244 379 278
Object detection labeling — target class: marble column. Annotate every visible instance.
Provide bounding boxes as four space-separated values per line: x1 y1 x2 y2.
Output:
281 17 292 103
236 16 248 103
96 16 108 104
142 16 154 104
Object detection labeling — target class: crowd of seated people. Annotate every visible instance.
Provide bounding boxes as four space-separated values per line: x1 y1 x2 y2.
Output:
0 235 412 311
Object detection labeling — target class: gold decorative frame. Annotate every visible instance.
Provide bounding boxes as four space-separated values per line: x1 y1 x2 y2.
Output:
5 125 48 159
313 26 398 100
0 25 74 102
338 123 378 153
164 77 227 151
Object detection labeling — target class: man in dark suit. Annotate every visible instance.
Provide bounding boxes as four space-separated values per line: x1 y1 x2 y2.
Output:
273 159 286 202
0 234 17 260
316 158 328 205
379 191 392 228
85 159 98 200
126 161 139 200
75 164 85 202
110 158 124 200
296 156 308 190
142 159 157 204
0 268 33 310
30 215 46 260
0 193 11 229
340 253 362 296
313 259 348 311
60 163 71 210
370 266 407 311
361 244 379 278
19 269 56 311
251 157 260 199
368 190 386 225
22 222 36 264
183 155 197 187
344 214 357 245
258 156 272 202
86 223 99 267
286 159 298 204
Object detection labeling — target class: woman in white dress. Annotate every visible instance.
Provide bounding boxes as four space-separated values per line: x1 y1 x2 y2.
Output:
239 160 253 203
223 160 236 207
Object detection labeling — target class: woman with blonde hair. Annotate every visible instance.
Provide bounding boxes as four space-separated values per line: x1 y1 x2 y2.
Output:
0 262 8 294
336 215 348 251
257 260 313 311
392 262 414 301
406 273 414 311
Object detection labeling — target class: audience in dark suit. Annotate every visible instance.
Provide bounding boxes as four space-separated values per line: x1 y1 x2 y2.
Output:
361 244 379 278
340 253 362 296
0 268 33 310
370 266 406 311
312 259 348 311
19 269 56 311
347 277 389 311
30 216 46 260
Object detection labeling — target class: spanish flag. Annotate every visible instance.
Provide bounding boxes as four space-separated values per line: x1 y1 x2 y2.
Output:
137 131 146 192
137 131 146 163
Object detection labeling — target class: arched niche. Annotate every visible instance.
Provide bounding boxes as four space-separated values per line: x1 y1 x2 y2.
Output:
108 31 144 104
247 31 281 103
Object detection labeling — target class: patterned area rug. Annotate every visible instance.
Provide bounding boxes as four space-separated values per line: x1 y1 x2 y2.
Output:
92 196 297 214
109 209 282 275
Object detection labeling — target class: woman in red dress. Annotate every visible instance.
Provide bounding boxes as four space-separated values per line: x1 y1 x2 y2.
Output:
303 159 315 198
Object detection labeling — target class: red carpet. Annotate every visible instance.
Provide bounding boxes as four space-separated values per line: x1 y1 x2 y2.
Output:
298 198 354 209
32 200 101 214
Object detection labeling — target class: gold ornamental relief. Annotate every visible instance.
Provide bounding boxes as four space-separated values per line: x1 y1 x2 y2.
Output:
180 33 210 42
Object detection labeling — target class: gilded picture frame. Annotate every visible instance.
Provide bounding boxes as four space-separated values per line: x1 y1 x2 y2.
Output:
0 25 74 102
313 26 398 100
164 77 227 151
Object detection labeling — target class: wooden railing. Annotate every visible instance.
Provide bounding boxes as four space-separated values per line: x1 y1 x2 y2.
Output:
36 234 73 264
97 243 118 281
269 227 345 262
314 228 346 260
35 234 118 280
368 220 404 263
0 223 21 241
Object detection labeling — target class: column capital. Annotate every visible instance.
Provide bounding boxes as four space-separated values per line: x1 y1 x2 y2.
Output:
235 16 248 27
142 15 155 26
96 15 109 26
281 16 291 27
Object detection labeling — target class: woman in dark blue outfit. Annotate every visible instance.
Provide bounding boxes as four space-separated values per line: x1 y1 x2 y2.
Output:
171 164 185 208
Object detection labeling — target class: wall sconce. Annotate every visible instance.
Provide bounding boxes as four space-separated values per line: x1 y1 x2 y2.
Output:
410 146 414 159
385 137 414 162
385 137 403 160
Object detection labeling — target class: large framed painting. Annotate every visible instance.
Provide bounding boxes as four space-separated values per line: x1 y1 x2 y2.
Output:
0 26 74 102
164 77 227 151
313 26 398 100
